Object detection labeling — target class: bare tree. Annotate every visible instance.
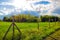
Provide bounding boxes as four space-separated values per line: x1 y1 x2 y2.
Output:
30 4 41 30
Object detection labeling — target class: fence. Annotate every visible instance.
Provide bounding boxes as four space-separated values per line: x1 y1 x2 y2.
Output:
2 16 60 40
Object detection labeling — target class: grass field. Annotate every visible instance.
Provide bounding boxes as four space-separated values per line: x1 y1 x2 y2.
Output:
0 22 60 40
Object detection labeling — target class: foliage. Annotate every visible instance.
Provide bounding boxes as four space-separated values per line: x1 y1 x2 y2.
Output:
0 20 2 22
3 14 60 22
3 14 38 22
41 15 60 22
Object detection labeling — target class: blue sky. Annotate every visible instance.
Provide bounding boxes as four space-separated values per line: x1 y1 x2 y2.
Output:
34 1 50 5
53 7 60 14
0 0 60 19
0 0 11 2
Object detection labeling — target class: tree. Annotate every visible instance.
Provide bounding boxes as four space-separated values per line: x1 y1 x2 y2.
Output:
3 16 8 21
0 20 1 21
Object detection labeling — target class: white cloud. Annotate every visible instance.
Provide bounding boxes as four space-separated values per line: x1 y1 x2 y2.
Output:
30 0 54 15
0 0 59 16
0 12 4 15
0 8 14 15
0 2 12 5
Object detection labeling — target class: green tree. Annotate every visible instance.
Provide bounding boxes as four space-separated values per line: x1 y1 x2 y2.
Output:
3 16 8 21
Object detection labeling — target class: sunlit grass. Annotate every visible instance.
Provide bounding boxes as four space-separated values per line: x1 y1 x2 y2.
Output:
0 22 60 40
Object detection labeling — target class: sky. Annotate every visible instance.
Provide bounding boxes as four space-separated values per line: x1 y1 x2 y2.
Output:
0 0 60 19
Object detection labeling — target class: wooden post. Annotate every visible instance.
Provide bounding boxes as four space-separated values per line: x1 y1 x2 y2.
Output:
55 17 56 25
3 16 22 40
49 17 50 28
12 16 15 40
30 4 40 30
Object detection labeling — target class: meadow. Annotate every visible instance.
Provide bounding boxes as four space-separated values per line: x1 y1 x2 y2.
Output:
0 22 60 40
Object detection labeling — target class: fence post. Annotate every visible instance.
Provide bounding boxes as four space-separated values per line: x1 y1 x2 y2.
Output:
3 16 22 40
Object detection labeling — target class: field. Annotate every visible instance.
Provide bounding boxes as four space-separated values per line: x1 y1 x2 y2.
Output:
0 22 60 40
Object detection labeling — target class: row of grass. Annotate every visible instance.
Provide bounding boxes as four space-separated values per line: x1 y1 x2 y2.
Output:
0 22 60 40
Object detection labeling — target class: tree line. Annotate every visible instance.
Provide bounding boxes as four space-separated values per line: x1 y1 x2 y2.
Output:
2 14 60 22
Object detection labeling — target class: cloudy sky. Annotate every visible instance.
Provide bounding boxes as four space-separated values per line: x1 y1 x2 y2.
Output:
0 0 60 19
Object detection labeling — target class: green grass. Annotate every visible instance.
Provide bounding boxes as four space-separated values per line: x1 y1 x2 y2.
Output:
0 22 60 40
45 30 60 40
